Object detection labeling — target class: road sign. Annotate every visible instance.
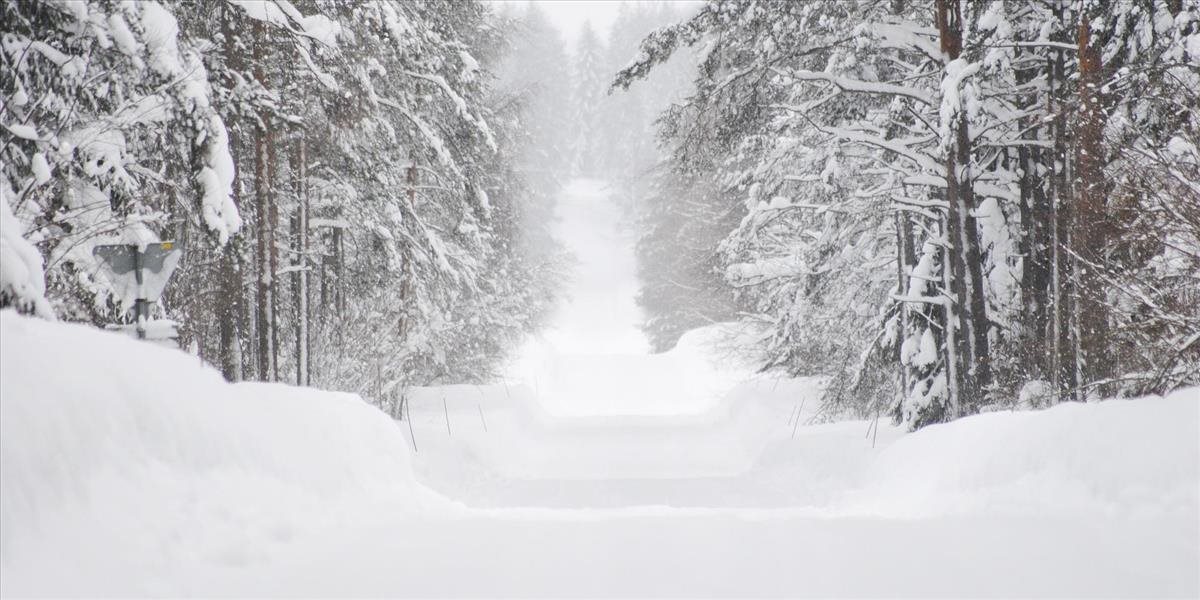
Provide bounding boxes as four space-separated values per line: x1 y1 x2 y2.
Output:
93 242 184 339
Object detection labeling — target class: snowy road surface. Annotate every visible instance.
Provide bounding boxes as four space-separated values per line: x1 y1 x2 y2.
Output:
191 511 1196 598
2 180 1197 597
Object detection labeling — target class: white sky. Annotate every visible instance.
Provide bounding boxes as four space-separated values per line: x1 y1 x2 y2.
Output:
490 1 689 46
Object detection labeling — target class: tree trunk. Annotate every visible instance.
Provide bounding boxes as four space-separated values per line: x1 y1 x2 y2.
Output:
936 0 992 416
292 134 310 386
939 214 962 418
218 245 244 382
1016 45 1052 384
1048 10 1078 400
253 20 273 381
895 211 910 397
217 4 243 382
954 110 993 400
1073 10 1110 396
268 121 280 382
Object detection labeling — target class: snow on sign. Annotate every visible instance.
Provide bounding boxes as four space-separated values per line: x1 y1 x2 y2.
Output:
92 242 183 340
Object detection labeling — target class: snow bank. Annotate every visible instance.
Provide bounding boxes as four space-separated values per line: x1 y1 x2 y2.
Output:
407 362 1197 523
0 311 435 594
512 321 765 418
2 307 1195 596
850 389 1200 517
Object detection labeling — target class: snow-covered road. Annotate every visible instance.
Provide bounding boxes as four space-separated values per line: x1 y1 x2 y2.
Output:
2 180 1197 597
390 382 1197 598
387 180 1197 597
197 508 1194 598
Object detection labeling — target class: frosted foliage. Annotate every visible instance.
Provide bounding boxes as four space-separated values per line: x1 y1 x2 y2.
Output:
1019 379 1054 409
140 2 183 77
108 12 141 65
0 195 52 318
914 328 938 369
899 333 920 366
907 245 938 298
615 0 1200 428
30 153 51 185
198 116 241 245
6 124 39 140
904 372 948 424
228 0 293 27
975 197 1018 315
939 59 979 147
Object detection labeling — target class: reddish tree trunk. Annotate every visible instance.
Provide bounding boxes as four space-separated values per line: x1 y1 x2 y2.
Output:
1073 12 1110 394
936 0 992 416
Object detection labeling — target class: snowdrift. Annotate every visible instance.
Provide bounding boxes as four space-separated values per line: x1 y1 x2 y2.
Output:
0 311 436 594
1 308 1196 596
408 358 1198 520
508 321 769 418
848 388 1200 517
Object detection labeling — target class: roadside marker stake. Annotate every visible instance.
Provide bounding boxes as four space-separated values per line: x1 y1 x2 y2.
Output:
791 396 807 440
405 394 418 453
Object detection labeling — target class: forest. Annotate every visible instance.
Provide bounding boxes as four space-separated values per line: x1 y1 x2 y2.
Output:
3 1 1199 430
622 0 1200 427
2 0 709 413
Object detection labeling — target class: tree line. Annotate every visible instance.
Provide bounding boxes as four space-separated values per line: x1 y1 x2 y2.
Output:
1 0 564 412
496 1 707 351
618 0 1200 427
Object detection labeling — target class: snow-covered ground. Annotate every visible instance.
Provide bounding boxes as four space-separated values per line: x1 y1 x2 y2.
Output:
2 180 1198 597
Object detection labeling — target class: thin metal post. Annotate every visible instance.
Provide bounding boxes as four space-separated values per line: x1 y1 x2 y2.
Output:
790 397 806 440
872 409 880 448
475 386 488 432
134 249 146 339
405 394 418 453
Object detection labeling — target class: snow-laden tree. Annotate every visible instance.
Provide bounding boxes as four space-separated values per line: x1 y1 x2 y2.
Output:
0 192 52 318
635 166 742 351
599 2 697 182
493 3 573 181
571 21 605 177
616 0 903 415
2 0 566 408
617 0 1200 428
593 2 720 352
1 0 239 323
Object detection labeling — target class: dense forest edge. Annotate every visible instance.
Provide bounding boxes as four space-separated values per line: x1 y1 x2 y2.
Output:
3 0 1199 432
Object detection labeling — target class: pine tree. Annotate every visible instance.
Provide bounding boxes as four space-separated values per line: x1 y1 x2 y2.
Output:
571 21 605 176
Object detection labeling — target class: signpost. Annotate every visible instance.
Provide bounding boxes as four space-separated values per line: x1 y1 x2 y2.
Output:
92 242 184 341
